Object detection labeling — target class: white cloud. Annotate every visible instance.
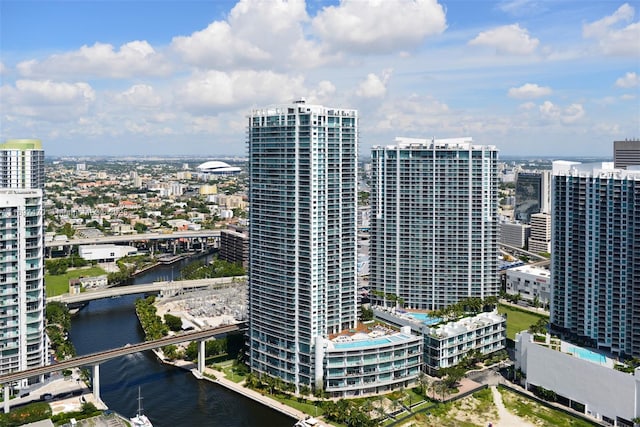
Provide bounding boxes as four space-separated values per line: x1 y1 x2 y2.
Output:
373 95 450 131
172 0 317 69
356 69 392 99
583 3 640 56
518 102 536 110
621 94 637 100
469 24 539 55
113 84 163 108
0 80 95 121
508 83 552 99
0 62 6 75
16 41 170 79
312 0 446 54
539 101 585 124
498 0 546 17
174 70 308 114
615 71 640 88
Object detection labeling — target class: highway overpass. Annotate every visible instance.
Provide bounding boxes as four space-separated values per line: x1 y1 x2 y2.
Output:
48 276 247 305
0 324 246 413
45 230 222 249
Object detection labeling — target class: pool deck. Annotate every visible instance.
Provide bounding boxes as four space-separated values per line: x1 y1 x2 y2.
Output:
559 342 615 368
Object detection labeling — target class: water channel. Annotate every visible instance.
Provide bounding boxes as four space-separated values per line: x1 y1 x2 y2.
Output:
67 255 293 427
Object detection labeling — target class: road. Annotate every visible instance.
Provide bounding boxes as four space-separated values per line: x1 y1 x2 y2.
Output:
48 276 247 304
0 324 245 386
45 230 222 248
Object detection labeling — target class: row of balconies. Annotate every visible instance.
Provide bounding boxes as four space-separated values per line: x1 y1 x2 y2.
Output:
327 359 420 378
326 368 419 391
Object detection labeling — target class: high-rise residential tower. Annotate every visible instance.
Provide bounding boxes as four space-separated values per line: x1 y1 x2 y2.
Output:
514 171 550 223
551 161 640 358
0 139 47 387
614 139 640 169
247 100 358 390
370 137 500 310
0 140 45 190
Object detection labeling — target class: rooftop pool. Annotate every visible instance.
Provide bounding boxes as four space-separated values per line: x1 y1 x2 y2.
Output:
567 346 606 364
403 312 441 325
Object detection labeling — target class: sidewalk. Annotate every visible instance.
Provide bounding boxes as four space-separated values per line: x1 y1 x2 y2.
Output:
202 366 309 421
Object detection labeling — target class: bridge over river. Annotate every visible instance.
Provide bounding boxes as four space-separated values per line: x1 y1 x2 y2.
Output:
48 276 247 305
0 324 246 413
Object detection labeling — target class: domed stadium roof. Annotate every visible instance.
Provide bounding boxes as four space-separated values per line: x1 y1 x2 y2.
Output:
196 161 242 175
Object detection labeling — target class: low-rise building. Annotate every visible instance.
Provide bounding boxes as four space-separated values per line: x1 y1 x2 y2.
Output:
78 244 137 262
422 312 506 374
317 326 422 398
373 308 506 375
515 331 640 426
505 265 551 305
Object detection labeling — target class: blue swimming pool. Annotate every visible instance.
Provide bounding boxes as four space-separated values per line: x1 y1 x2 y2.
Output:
404 312 441 325
334 337 392 349
568 346 606 364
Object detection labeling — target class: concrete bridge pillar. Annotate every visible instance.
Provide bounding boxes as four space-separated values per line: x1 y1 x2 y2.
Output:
92 364 100 402
3 384 9 413
198 340 206 373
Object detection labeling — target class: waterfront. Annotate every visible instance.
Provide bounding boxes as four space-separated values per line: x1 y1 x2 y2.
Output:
68 256 293 427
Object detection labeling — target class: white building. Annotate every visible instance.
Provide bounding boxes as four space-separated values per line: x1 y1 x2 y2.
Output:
515 331 640 426
370 137 500 310
318 326 422 398
528 212 551 254
0 140 45 190
248 100 358 392
78 244 137 262
500 222 531 248
374 308 506 375
0 189 47 386
422 311 506 374
505 265 551 305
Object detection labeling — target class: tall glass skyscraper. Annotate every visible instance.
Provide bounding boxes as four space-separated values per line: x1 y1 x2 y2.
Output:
514 171 550 223
370 137 499 310
247 100 358 390
0 139 47 387
551 161 640 358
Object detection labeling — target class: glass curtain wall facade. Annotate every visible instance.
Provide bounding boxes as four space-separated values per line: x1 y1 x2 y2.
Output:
247 100 358 390
370 137 499 310
551 161 640 358
514 171 550 223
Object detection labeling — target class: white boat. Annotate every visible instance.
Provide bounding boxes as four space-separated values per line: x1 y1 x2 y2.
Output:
130 387 153 427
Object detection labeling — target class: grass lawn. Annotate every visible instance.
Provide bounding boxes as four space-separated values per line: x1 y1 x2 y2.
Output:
270 394 324 418
498 303 548 339
498 386 597 427
45 266 107 297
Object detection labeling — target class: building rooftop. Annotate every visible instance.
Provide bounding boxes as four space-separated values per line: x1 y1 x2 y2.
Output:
427 311 505 339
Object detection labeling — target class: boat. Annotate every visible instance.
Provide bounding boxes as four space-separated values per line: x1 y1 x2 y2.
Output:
130 387 153 427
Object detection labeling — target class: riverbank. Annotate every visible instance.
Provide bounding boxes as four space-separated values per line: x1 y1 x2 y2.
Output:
151 349 314 424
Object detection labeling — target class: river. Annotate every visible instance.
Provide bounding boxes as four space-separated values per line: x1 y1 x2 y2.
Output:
67 255 293 427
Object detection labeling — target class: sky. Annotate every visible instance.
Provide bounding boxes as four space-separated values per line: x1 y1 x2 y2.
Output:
0 0 639 158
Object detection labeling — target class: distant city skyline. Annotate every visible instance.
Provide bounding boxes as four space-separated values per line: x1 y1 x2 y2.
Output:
1 0 638 157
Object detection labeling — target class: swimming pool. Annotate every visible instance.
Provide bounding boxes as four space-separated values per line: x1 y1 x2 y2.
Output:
567 346 606 364
333 337 392 349
404 312 441 326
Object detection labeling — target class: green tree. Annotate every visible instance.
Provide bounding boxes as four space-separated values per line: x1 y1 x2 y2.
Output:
58 222 75 238
360 305 373 321
164 313 183 331
134 222 148 233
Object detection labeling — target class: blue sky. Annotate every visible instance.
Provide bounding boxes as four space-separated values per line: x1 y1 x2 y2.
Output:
1 0 638 157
